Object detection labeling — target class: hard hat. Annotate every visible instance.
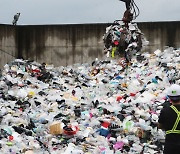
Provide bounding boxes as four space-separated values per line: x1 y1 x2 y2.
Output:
167 84 180 101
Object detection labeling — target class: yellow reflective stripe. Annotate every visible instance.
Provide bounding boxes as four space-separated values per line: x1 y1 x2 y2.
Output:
173 130 180 133
171 105 180 114
166 130 172 134
170 105 180 130
166 130 180 134
172 115 180 130
166 105 180 135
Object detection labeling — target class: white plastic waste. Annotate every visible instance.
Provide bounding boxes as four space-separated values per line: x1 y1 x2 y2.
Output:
0 47 179 153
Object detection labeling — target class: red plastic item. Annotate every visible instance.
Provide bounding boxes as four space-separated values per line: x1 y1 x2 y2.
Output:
101 121 110 128
32 69 40 73
130 93 136 96
9 135 14 141
63 126 79 135
116 96 123 101
114 40 119 46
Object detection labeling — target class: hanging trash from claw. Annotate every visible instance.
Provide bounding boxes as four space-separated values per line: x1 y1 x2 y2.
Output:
103 21 149 62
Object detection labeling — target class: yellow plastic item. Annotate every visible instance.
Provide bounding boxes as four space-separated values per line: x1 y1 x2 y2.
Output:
111 47 117 58
28 91 35 97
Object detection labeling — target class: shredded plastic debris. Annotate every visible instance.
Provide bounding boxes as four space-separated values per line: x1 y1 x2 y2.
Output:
0 47 180 153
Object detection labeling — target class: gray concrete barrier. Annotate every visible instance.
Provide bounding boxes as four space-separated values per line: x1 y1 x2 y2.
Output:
0 25 18 68
0 21 180 68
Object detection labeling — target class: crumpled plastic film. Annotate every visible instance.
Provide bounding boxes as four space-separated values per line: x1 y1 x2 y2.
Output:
0 47 179 153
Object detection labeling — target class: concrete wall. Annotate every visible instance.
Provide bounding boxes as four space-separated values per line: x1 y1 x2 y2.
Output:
138 21 180 52
17 24 106 67
0 21 180 68
0 25 18 68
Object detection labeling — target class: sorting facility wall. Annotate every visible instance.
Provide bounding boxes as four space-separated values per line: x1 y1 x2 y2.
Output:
0 25 18 68
0 21 180 68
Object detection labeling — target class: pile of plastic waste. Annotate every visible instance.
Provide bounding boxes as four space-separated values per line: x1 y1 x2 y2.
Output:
0 47 180 154
103 21 148 61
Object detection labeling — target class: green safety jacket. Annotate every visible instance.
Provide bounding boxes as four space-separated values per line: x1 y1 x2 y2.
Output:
166 105 180 135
